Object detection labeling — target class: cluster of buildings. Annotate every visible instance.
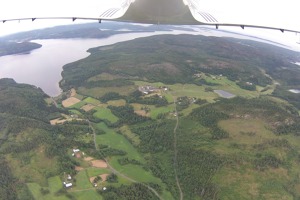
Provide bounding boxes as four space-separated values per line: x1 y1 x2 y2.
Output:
72 148 84 158
63 174 73 188
138 85 168 95
138 86 159 95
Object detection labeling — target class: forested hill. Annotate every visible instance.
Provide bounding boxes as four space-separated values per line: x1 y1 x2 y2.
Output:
0 78 52 121
60 34 299 91
0 22 192 41
0 41 41 56
0 79 55 200
0 79 91 200
1 30 300 200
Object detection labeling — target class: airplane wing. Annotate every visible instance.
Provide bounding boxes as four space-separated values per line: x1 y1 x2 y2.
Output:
0 0 299 33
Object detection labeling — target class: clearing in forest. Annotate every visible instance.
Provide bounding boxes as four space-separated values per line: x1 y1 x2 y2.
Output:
70 88 77 97
91 160 108 168
49 118 67 125
134 110 149 117
62 97 81 107
84 157 94 161
81 104 95 112
75 166 84 171
89 174 109 183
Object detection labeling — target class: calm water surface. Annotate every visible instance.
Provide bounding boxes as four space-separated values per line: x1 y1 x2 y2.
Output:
0 31 181 96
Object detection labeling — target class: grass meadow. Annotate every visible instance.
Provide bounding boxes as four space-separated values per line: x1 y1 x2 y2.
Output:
93 107 119 123
78 85 137 99
69 101 86 109
95 123 144 162
83 97 101 105
212 118 299 199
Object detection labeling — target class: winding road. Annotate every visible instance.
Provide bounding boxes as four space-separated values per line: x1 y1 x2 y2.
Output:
172 97 184 200
88 120 164 200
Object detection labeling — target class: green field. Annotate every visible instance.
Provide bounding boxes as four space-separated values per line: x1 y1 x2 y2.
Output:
69 109 83 116
203 75 260 98
48 176 64 193
27 176 68 200
95 123 144 162
214 163 293 200
94 123 173 197
93 107 119 123
134 76 262 102
87 73 124 82
106 99 126 107
6 145 58 186
109 158 162 183
150 105 175 119
179 103 201 116
78 85 137 99
83 97 101 105
69 101 87 109
74 170 93 190
134 80 218 102
70 190 102 200
86 168 110 178
211 117 299 199
218 118 275 146
164 93 175 103
119 125 141 146
74 93 85 100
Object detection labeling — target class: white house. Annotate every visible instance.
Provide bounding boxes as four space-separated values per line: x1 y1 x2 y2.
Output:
73 149 80 153
64 182 73 188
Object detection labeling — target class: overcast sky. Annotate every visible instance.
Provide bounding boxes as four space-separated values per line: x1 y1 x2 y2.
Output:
0 0 299 46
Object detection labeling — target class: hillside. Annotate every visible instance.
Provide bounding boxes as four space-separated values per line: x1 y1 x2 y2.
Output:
60 34 298 86
0 79 94 200
0 22 192 41
1 33 300 200
57 34 300 199
61 34 300 109
0 41 41 56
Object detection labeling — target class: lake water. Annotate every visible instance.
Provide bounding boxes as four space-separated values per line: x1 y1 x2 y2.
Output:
289 89 300 94
0 31 189 96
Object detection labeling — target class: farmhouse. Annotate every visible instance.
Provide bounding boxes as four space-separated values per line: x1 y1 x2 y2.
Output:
138 85 159 94
73 149 80 153
160 86 169 91
63 182 73 188
193 73 202 78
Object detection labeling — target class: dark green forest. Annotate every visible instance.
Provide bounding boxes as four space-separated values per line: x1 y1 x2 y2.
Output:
0 42 41 56
60 35 298 91
0 79 92 199
1 28 300 200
